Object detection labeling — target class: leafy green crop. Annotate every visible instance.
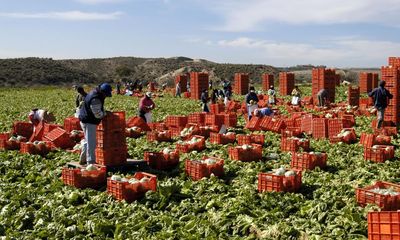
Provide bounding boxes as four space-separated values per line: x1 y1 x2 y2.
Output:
0 87 398 239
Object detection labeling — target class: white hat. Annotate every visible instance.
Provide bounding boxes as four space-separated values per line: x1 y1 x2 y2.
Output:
146 92 152 98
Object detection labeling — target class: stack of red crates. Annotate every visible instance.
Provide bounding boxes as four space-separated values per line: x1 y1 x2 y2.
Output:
175 74 188 93
262 73 274 91
312 118 328 139
335 73 341 86
190 72 209 100
359 72 374 93
233 73 249 95
347 86 360 106
95 112 127 166
372 73 379 89
188 112 206 125
279 72 295 96
381 57 400 125
311 68 336 105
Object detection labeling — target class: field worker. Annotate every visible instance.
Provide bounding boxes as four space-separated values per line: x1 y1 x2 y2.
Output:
211 89 219 104
74 85 87 117
116 82 121 95
28 109 56 128
201 89 210 112
368 80 393 129
254 106 274 117
139 92 156 123
267 86 276 105
187 82 190 93
245 86 259 120
291 86 302 106
317 89 328 107
78 83 112 165
175 81 181 97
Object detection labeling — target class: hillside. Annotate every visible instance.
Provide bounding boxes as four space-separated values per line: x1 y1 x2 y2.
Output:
0 57 278 87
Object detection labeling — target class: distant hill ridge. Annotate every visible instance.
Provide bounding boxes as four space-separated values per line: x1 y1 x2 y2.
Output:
0 56 279 87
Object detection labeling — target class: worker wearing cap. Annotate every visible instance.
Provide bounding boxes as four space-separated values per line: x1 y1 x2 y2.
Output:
267 86 276 105
139 92 156 123
78 83 112 165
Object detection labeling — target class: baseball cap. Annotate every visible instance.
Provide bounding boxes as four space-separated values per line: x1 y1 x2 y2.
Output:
100 83 112 97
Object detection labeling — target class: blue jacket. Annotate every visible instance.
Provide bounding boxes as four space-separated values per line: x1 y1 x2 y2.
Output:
368 87 393 109
79 89 105 125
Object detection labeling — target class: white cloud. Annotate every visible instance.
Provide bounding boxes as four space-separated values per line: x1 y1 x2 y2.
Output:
197 0 400 31
206 37 400 67
0 11 123 21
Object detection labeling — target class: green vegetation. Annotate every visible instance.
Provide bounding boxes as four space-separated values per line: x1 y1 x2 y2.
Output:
0 86 398 239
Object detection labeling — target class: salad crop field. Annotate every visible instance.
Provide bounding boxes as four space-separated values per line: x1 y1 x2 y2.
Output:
0 86 400 239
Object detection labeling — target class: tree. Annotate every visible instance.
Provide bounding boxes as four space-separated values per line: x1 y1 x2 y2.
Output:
115 65 133 78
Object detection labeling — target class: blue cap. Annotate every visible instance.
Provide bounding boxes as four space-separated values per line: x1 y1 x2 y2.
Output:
100 83 112 97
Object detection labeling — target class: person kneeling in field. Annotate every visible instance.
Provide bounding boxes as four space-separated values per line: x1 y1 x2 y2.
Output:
28 109 56 130
78 83 112 165
254 106 274 117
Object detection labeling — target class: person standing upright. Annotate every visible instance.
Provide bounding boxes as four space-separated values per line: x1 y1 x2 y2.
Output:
78 83 112 165
138 92 156 123
175 81 181 97
368 80 393 128
267 86 276 105
245 86 259 120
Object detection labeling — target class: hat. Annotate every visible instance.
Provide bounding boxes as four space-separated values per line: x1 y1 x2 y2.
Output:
146 92 152 98
270 85 274 88
100 83 112 97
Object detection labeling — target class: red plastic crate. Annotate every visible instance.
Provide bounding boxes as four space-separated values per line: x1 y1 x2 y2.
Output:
97 111 126 131
356 181 400 210
224 114 237 127
185 157 224 180
176 135 206 153
375 127 397 137
96 130 126 148
166 115 188 128
209 132 236 145
258 170 302 193
64 117 82 132
364 145 394 163
281 127 302 138
245 116 262 131
226 101 241 113
270 118 286 133
237 134 265 146
144 151 179 170
291 152 327 171
43 127 74 149
12 121 33 139
146 130 173 142
188 112 206 125
62 165 106 189
107 172 157 202
205 114 225 126
0 139 20 150
301 114 316 135
312 118 328 139
210 103 225 114
368 211 400 240
197 125 219 138
374 135 391 145
228 144 262 162
360 133 376 148
259 116 273 131
281 137 310 152
0 132 10 141
126 116 150 131
95 147 127 166
147 122 168 131
328 119 344 138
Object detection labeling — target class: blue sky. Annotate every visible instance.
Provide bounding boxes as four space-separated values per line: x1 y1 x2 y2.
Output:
1 0 400 67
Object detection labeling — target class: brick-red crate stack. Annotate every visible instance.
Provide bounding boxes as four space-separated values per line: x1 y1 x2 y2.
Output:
311 68 336 105
188 112 206 125
262 74 274 91
312 118 328 139
190 72 209 100
175 74 188 93
356 181 400 210
348 86 360 106
381 57 400 124
210 103 225 114
233 73 249 95
95 112 127 166
368 211 400 240
359 72 374 93
279 72 295 96
64 117 82 132
166 115 188 128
